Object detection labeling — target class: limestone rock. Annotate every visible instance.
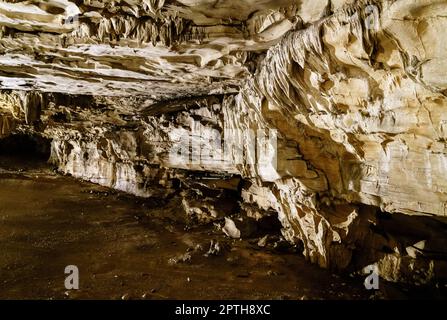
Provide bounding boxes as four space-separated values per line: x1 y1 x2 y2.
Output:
222 217 241 239
1 0 447 284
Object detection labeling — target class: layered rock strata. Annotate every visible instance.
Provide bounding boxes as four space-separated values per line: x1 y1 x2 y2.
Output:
1 0 447 284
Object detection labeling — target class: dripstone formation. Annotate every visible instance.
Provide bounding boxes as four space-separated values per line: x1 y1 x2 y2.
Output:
1 0 447 284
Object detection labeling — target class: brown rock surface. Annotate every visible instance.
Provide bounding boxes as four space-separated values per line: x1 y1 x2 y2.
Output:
1 0 447 285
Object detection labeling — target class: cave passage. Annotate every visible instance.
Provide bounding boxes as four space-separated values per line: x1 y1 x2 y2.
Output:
0 156 444 299
1 0 447 302
0 155 402 300
0 134 51 161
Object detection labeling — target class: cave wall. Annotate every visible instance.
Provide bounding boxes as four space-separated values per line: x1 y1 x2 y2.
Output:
0 0 447 284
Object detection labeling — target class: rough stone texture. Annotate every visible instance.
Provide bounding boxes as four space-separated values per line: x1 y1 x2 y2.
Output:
1 0 447 284
233 0 447 282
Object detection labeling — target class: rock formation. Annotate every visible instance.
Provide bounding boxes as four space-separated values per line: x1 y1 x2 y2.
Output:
1 0 447 285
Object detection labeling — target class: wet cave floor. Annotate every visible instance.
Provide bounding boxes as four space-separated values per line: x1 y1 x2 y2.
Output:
0 156 443 300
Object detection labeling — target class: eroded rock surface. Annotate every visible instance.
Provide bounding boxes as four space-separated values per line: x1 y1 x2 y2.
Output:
1 0 447 285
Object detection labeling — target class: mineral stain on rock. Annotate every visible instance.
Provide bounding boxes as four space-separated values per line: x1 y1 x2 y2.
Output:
1 0 447 299
0 157 364 299
0 157 445 300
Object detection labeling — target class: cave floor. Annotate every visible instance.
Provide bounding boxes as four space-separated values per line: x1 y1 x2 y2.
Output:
0 156 438 300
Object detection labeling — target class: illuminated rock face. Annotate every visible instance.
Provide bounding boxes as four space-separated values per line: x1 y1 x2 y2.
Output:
1 0 447 283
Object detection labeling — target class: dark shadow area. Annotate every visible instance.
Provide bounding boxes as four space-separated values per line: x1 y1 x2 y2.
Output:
0 166 374 300
348 205 447 289
0 134 51 161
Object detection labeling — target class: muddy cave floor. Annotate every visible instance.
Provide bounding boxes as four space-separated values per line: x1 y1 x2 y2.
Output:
0 155 445 300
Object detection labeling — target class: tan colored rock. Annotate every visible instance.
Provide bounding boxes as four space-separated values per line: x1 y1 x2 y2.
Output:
222 217 241 239
1 0 447 284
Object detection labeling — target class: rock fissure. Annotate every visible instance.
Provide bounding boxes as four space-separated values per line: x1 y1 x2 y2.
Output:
1 0 447 287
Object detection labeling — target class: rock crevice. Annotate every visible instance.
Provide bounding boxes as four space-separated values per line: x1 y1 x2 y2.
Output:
1 0 447 285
